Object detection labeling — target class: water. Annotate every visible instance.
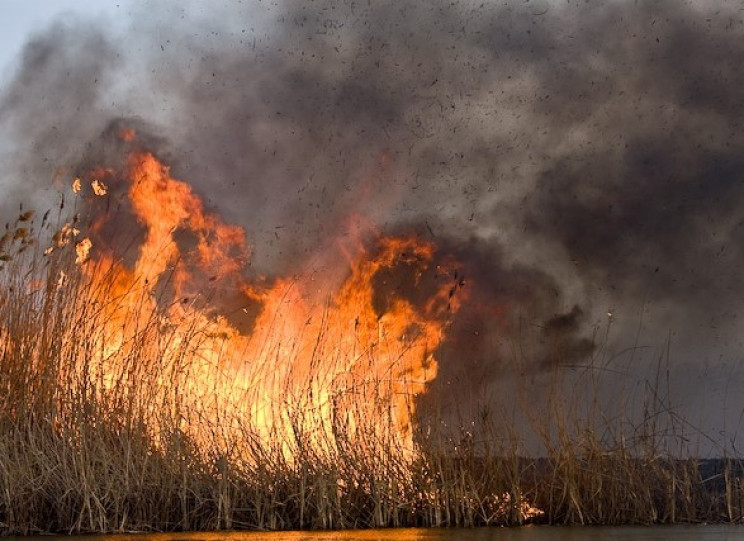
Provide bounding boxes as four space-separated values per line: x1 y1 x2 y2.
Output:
19 526 744 541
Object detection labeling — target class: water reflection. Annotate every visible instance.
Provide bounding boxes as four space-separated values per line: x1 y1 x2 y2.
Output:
21 525 744 541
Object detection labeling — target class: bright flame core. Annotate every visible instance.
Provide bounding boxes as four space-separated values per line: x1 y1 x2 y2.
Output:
75 150 462 456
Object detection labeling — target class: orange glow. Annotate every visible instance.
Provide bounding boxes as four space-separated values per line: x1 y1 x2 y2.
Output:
120 127 137 142
74 150 461 456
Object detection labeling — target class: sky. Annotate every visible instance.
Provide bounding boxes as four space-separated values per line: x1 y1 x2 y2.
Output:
0 1 126 79
1 0 743 453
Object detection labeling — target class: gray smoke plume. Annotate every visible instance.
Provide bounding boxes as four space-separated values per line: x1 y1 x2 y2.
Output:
1 0 743 446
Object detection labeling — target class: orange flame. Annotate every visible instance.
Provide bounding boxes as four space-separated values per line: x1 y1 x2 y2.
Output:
76 150 462 456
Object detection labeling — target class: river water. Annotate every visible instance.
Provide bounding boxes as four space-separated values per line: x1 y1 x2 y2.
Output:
17 526 744 541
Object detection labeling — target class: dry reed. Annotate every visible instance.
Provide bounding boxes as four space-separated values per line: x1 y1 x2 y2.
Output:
0 204 741 534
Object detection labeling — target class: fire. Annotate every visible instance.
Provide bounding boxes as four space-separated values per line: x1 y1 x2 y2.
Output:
69 148 461 456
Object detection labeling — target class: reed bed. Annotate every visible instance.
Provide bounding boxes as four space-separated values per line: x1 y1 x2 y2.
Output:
0 207 741 534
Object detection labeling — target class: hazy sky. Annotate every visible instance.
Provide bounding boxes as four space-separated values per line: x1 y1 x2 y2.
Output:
0 1 127 80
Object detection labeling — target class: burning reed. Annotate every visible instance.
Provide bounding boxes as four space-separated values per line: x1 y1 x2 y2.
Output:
0 154 741 534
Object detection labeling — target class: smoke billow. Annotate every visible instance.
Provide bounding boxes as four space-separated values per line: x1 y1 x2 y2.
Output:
1 0 743 434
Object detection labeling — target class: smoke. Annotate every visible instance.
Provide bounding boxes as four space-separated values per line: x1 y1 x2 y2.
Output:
1 0 743 437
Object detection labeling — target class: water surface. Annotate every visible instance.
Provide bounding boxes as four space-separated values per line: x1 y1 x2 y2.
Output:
26 525 744 541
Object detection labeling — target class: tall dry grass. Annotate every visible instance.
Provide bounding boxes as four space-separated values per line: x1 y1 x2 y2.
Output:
0 203 741 533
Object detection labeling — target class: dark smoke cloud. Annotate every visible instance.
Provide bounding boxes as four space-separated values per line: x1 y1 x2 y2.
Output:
0 20 121 211
1 0 743 438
